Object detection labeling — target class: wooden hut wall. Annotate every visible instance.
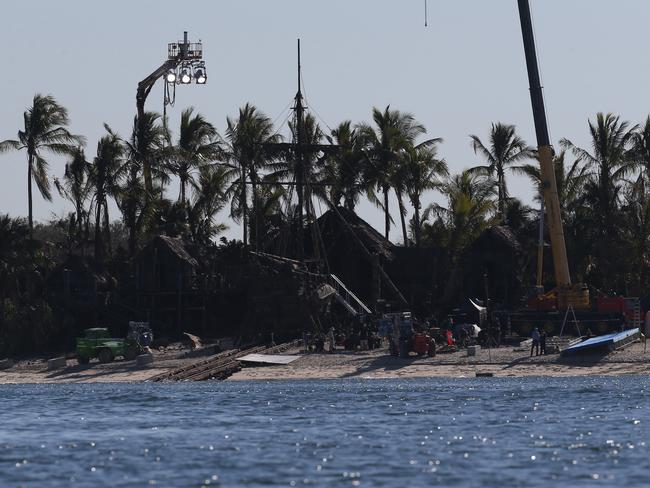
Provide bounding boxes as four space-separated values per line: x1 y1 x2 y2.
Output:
388 247 443 316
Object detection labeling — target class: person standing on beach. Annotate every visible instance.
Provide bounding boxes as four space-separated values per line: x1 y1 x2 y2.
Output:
531 327 540 356
540 330 547 355
328 327 336 354
360 325 369 351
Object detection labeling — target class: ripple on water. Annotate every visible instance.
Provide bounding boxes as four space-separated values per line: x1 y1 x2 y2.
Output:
1 377 650 487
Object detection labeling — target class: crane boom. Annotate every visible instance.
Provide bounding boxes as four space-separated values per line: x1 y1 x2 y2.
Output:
135 31 205 195
517 0 571 287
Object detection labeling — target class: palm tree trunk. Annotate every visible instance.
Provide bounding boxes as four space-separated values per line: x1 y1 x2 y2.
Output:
94 200 102 260
498 170 507 221
76 200 83 245
128 212 137 257
180 177 186 205
27 153 33 238
250 167 258 250
103 204 111 257
344 190 354 212
128 168 138 257
84 214 91 251
497 178 503 219
241 164 248 246
396 190 408 247
414 198 421 248
383 186 390 240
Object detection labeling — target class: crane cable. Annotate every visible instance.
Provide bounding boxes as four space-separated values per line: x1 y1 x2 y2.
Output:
424 0 428 27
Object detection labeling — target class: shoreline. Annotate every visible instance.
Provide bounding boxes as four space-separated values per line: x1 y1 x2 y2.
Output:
1 341 649 384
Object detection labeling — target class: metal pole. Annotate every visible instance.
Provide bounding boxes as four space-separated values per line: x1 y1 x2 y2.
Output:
295 39 305 258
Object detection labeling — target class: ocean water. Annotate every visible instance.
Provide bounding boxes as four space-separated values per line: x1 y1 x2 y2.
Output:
1 377 649 487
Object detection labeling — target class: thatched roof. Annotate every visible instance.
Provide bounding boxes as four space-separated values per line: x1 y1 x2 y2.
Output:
48 255 114 290
317 207 394 260
476 225 522 254
147 236 199 268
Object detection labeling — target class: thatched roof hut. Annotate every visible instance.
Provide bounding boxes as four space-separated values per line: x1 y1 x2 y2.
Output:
136 236 198 292
316 208 394 261
459 225 524 307
314 208 396 306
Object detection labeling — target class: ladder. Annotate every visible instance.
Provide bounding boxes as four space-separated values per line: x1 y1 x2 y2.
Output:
327 274 372 316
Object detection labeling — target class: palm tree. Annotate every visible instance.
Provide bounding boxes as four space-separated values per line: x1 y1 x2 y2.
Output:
0 94 84 235
560 113 637 288
120 112 168 252
87 126 124 260
621 178 650 294
624 117 650 291
116 166 147 257
388 156 412 247
188 164 229 245
248 185 287 251
513 149 590 225
560 113 636 232
631 116 650 179
469 122 532 220
170 107 220 205
54 147 91 246
324 121 365 212
402 140 448 247
423 171 497 261
223 103 280 246
128 112 168 199
357 106 427 240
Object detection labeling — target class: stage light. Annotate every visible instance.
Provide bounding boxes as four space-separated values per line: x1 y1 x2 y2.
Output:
166 70 177 83
195 68 206 84
180 69 191 84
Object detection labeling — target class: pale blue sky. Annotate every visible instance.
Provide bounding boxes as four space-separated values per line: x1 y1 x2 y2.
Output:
1 1 649 241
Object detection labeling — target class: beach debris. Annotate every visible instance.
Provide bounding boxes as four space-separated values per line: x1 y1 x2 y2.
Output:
136 353 154 367
47 357 67 370
475 372 494 377
149 340 301 382
183 332 202 349
238 353 301 365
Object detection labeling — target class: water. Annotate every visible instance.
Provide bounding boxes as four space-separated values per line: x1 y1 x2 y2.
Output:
1 377 649 487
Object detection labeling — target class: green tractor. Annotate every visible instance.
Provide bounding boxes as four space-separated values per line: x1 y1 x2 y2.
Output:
75 323 153 365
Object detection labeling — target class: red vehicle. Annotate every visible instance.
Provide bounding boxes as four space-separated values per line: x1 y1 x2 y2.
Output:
412 332 436 357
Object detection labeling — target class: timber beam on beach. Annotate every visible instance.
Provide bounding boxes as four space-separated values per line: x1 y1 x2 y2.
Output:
149 340 301 382
148 347 263 382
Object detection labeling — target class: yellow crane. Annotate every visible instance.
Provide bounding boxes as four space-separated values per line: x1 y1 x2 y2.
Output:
517 0 589 309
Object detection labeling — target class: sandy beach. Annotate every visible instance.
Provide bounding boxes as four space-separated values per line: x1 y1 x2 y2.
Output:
229 342 650 381
0 343 215 384
0 341 649 384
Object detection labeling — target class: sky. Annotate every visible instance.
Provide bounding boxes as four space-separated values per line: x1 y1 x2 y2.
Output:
1 0 649 242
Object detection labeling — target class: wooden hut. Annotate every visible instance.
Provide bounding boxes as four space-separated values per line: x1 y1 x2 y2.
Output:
459 225 524 308
316 208 394 306
135 236 204 336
